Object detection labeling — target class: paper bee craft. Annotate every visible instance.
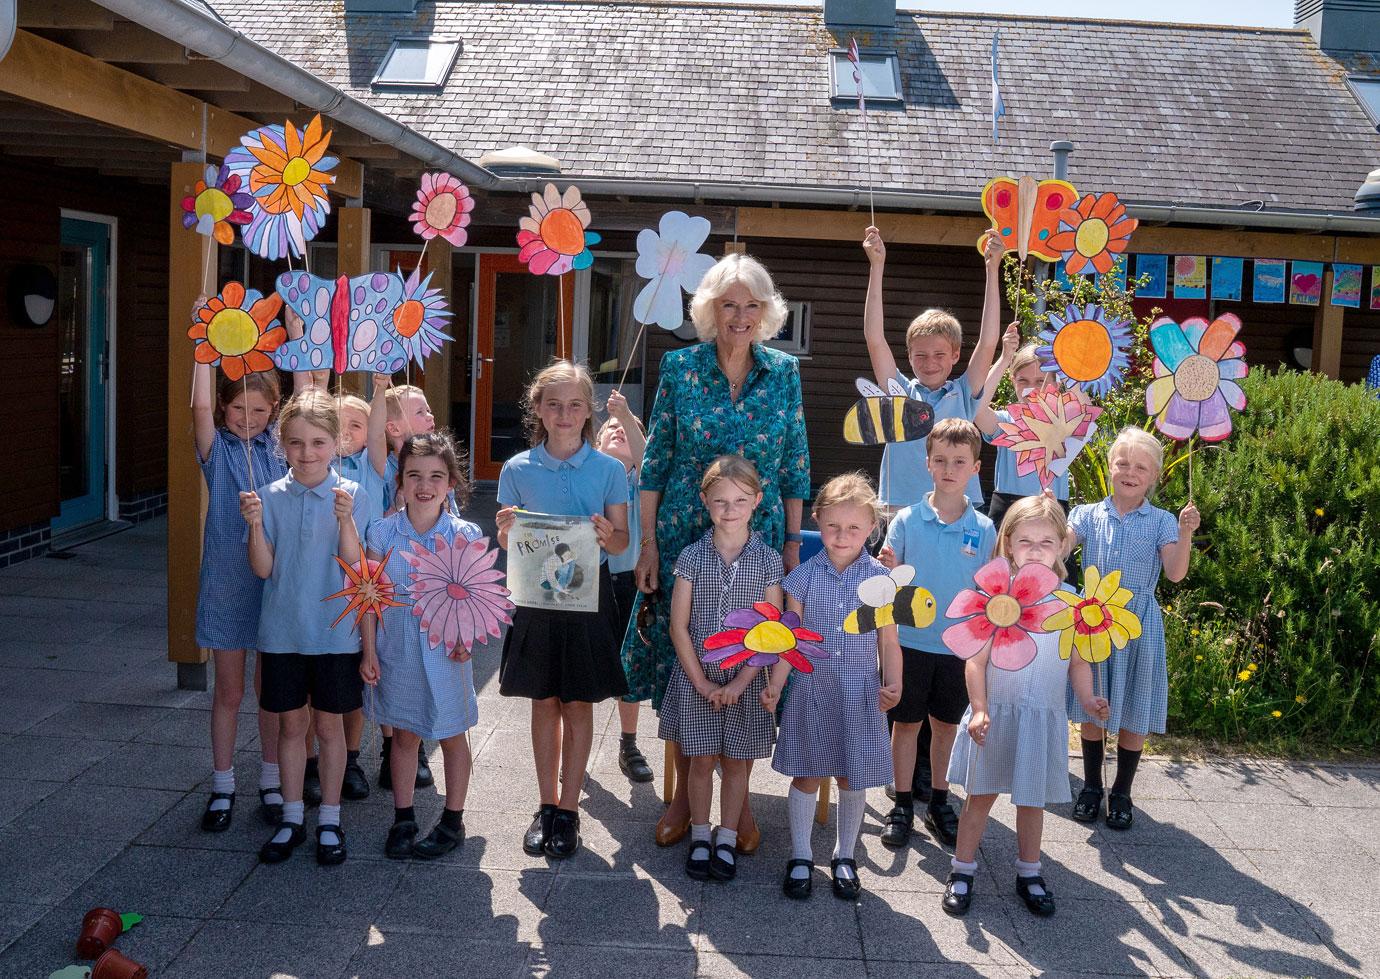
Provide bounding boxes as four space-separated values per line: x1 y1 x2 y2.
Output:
704 602 827 673
843 377 936 446
843 565 937 634
976 175 1079 263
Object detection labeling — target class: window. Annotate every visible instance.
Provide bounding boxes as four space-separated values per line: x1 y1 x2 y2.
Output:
830 49 902 106
1348 77 1380 129
372 37 461 88
768 302 811 357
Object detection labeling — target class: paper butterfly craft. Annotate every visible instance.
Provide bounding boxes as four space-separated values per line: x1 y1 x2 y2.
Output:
403 535 514 655
325 551 408 632
223 114 337 260
942 557 1061 671
634 210 718 329
843 377 936 446
991 387 1103 490
977 175 1079 262
1043 565 1142 663
1036 303 1134 397
180 163 254 245
704 602 826 673
843 564 937 634
187 282 285 381
1046 192 1138 277
272 267 452 375
518 183 600 275
1145 313 1249 443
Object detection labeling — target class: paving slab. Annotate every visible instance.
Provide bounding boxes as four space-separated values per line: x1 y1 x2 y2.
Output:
541 873 700 951
161 919 363 979
9 781 183 843
60 844 256 919
347 933 531 979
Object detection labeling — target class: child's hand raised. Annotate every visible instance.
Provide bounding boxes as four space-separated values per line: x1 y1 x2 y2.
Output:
1179 502 1201 534
372 372 390 393
1000 322 1021 361
239 490 263 526
192 295 209 320
983 232 1007 267
863 226 886 266
878 545 898 570
332 486 355 522
606 388 632 422
760 684 781 713
878 680 901 713
967 709 991 746
591 513 615 550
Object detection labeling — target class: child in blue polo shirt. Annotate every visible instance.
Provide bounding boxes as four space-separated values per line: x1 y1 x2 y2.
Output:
879 418 996 851
241 389 370 867
495 360 630 860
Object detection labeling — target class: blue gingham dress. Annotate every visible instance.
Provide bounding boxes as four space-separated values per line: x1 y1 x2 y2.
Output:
1065 498 1179 735
948 628 1073 807
772 551 893 788
658 530 782 759
365 510 484 740
195 427 287 649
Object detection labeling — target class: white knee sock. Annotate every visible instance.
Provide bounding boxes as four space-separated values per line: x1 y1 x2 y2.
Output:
210 769 234 811
950 857 978 895
832 788 866 877
1015 858 1045 896
787 786 815 879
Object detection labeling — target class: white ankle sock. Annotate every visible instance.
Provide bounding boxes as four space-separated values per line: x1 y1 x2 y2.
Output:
318 804 342 847
271 801 305 843
950 857 978 895
210 769 234 810
788 786 815 879
1015 858 1045 896
716 827 737 865
690 822 711 858
259 761 281 791
832 788 865 874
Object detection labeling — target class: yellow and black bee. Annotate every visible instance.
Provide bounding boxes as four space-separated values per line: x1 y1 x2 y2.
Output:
842 377 936 446
843 566 938 634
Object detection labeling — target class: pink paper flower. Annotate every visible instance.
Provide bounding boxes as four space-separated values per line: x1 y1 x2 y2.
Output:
403 535 514 655
410 172 474 246
942 558 1060 671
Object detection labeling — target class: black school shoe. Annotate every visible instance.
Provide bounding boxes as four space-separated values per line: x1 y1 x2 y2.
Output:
782 859 813 900
259 822 306 864
880 805 913 848
258 787 283 826
708 842 737 881
342 758 371 800
1072 786 1104 823
385 820 418 859
316 824 348 866
413 820 464 860
201 792 234 832
923 801 960 847
1017 875 1056 917
830 858 861 901
415 743 435 788
1106 792 1134 831
686 840 712 880
942 873 974 916
523 804 557 855
544 809 581 859
619 742 654 783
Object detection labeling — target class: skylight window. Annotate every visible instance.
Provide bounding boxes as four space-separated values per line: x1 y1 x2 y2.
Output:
1347 76 1380 130
373 37 461 88
830 49 903 106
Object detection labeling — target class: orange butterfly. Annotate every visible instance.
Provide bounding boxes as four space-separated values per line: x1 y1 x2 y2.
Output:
976 176 1079 262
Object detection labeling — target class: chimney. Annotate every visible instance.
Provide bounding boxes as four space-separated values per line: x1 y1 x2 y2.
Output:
1297 0 1380 52
824 0 897 29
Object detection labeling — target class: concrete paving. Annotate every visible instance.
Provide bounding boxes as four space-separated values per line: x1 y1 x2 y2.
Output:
0 515 1375 978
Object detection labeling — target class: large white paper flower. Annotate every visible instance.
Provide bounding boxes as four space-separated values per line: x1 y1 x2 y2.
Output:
633 211 717 329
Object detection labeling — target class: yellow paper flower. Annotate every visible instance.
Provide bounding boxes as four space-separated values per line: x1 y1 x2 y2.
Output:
1044 565 1142 663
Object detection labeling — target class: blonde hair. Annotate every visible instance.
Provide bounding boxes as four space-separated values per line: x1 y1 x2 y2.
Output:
522 360 597 446
338 394 370 419
812 471 884 526
1110 426 1165 483
214 370 281 429
996 495 1070 579
276 388 339 443
700 454 762 495
689 254 789 343
385 384 426 424
1010 343 1042 381
927 417 982 460
905 309 963 356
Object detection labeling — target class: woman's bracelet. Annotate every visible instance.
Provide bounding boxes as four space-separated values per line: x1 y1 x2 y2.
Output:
783 532 803 545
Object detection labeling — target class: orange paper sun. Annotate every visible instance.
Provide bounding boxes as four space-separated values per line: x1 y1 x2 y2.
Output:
325 550 409 632
1047 192 1138 276
188 282 286 381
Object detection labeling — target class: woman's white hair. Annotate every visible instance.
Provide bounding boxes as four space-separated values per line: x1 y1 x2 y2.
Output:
688 253 789 343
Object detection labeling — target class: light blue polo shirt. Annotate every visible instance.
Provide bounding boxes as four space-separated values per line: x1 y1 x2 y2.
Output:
606 464 641 575
884 494 996 654
338 448 389 538
878 371 983 508
256 469 371 654
989 408 1071 501
497 441 627 564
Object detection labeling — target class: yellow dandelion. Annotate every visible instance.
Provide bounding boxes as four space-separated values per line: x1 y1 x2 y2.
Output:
1314 507 1325 517
1190 628 1200 637
1237 670 1252 682
1194 655 1203 662
1271 710 1282 718
1295 695 1306 704
1248 662 1258 671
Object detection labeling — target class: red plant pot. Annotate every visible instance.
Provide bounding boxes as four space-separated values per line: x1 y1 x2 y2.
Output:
75 908 122 959
91 947 148 979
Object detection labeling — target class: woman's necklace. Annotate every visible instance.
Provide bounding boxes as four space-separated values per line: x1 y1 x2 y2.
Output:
722 359 750 399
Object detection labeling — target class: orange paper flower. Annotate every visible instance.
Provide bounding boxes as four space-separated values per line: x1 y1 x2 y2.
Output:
1047 192 1138 276
188 282 286 381
516 183 600 276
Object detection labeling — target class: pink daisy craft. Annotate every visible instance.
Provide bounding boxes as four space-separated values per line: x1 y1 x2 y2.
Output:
942 558 1061 671
410 172 475 246
403 535 514 655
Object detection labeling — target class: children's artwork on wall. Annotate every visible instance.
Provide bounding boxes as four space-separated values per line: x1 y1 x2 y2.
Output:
410 172 474 246
1135 254 1167 298
941 557 1060 671
325 551 407 632
1289 261 1323 306
843 377 936 445
1145 313 1249 442
843 565 937 634
272 269 452 374
1173 256 1207 299
1252 259 1286 303
1035 304 1133 397
180 163 255 245
224 115 337 260
1331 264 1362 308
402 535 514 655
704 602 827 673
506 511 600 612
1210 257 1244 302
1043 565 1142 663
517 183 600 276
1370 268 1380 310
990 387 1103 490
633 211 718 330
188 283 286 380
1047 192 1138 276
977 175 1079 262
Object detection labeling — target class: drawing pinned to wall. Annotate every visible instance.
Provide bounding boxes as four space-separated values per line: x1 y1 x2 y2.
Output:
704 602 827 673
1046 192 1138 276
1145 313 1249 443
941 557 1060 671
1173 255 1207 299
1330 264 1362 308
1135 254 1167 298
843 565 937 634
1043 566 1142 663
325 551 407 632
1289 261 1323 306
1252 259 1286 303
187 283 285 380
180 163 255 245
517 183 600 276
223 114 337 260
410 172 474 247
402 536 514 654
990 387 1103 490
843 377 935 446
1370 268 1380 310
1210 256 1244 302
976 175 1079 262
1035 304 1133 397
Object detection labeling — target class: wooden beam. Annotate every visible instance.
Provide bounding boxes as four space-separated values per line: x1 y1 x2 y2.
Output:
18 0 114 30
71 22 190 64
420 239 453 430
206 85 300 115
337 206 372 396
1333 237 1380 265
1313 267 1344 380
141 62 251 93
737 207 985 247
331 142 402 160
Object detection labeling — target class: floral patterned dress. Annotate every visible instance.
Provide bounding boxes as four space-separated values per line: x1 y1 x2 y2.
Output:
619 341 811 709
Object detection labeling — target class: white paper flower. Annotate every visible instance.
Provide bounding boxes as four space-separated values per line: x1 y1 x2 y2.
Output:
633 211 717 329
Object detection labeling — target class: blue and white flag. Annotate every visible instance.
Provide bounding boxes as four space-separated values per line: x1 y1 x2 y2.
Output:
991 31 1006 143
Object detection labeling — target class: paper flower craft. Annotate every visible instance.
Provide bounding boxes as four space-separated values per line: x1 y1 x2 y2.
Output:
188 282 285 380
633 210 718 329
843 377 936 446
517 183 600 276
273 269 452 374
977 175 1079 262
843 564 938 634
942 558 1061 671
403 535 514 654
180 163 254 245
704 602 826 673
991 387 1103 490
411 172 474 246
1043 565 1142 663
324 551 407 632
1036 304 1133 397
1146 313 1249 443
224 114 337 260
1047 192 1138 277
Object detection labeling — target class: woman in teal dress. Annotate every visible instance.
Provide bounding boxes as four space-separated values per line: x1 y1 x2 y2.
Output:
620 253 811 848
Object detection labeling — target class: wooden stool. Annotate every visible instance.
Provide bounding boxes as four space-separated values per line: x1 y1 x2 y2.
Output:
815 776 831 824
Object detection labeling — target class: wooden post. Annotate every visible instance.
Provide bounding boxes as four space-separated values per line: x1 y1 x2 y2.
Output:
336 204 371 395
1312 267 1344 379
663 739 676 804
420 238 453 431
167 161 211 689
816 776 832 825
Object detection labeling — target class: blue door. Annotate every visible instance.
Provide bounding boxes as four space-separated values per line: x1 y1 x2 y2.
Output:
54 217 110 532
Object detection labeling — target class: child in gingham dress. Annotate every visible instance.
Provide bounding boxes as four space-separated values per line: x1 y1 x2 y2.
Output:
1066 428 1199 833
660 455 781 882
